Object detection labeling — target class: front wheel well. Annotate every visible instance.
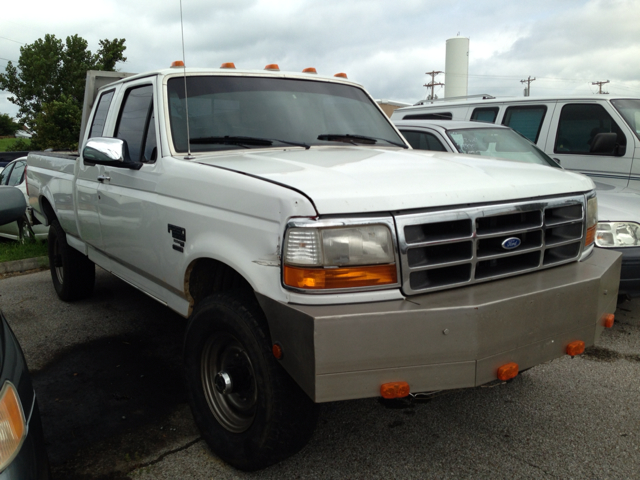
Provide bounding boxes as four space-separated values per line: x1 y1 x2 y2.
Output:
185 258 252 312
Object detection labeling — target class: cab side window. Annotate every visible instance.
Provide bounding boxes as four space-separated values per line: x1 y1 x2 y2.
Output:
88 90 115 139
471 107 498 123
115 85 157 163
403 112 453 121
502 106 546 142
400 130 448 151
554 104 626 154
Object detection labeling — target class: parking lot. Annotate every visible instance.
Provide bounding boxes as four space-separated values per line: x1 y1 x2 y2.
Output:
0 267 639 479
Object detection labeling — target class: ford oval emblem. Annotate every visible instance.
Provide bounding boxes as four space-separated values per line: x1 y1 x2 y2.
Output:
502 237 521 250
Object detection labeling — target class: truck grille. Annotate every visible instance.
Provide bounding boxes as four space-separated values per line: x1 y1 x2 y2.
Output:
395 195 586 295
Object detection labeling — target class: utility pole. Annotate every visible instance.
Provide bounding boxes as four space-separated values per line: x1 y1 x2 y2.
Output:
424 70 444 100
521 76 536 97
592 80 609 94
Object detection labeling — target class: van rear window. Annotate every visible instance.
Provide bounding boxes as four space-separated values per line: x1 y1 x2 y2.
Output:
501 106 546 143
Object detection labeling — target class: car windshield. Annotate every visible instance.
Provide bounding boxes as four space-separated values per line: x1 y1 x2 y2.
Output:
446 127 560 167
611 99 640 140
167 76 405 153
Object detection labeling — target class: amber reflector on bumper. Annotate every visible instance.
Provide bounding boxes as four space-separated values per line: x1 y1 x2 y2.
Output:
284 264 397 289
602 313 615 328
272 343 283 360
497 362 519 381
566 340 585 356
380 382 410 399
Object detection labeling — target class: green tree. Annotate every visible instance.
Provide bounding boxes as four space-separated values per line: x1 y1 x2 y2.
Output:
0 34 126 149
0 113 20 136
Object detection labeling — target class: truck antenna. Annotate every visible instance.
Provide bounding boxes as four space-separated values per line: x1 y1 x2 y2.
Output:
180 0 194 159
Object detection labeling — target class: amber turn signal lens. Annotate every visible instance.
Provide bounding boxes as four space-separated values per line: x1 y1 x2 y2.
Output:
302 67 317 74
220 62 236 69
566 340 585 356
380 381 410 399
497 362 519 381
272 343 283 360
170 60 185 68
602 313 615 328
283 264 397 290
334 72 348 78
264 63 280 71
585 224 596 246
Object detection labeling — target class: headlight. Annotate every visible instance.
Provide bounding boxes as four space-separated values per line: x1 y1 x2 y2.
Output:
585 195 598 247
596 222 640 247
0 382 26 472
283 223 398 290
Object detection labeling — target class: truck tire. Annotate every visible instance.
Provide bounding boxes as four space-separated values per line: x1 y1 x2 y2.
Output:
184 291 317 471
48 219 95 301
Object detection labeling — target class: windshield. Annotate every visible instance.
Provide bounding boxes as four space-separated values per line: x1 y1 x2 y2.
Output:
167 76 405 153
447 127 560 167
611 99 640 140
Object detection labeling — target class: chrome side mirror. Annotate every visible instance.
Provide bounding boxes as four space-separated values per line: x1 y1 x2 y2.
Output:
82 138 142 170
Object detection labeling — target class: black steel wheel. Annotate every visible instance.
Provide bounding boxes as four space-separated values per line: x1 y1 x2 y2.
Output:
48 219 95 301
184 291 317 471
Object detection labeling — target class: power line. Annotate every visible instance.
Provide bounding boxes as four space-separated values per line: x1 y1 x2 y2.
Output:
0 36 24 45
521 76 536 96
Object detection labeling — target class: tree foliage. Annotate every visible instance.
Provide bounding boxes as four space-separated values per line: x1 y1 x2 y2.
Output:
0 34 126 149
0 113 20 136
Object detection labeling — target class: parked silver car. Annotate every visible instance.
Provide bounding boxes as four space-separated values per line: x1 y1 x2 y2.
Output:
0 158 48 241
394 119 640 297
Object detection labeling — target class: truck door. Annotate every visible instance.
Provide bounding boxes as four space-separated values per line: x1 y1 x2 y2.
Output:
77 89 117 249
96 79 165 288
547 102 634 188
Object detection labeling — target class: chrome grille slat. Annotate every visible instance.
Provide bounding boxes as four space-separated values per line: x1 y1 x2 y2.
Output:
396 195 586 295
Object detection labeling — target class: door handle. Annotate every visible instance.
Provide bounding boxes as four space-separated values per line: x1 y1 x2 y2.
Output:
97 175 111 183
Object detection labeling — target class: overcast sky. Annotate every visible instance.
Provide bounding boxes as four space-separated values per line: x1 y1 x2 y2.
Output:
1 0 639 119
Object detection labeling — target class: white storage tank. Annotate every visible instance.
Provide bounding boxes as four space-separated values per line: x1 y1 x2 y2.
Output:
444 37 469 98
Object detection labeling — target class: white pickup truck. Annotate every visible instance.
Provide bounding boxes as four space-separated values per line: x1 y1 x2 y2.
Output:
26 64 621 471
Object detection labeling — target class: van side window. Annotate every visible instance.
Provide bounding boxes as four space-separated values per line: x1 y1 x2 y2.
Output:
501 106 546 142
403 112 453 121
115 85 154 163
88 90 115 138
399 130 447 151
554 104 626 154
471 107 498 123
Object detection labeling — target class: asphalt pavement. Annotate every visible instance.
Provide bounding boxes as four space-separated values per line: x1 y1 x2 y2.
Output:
0 267 638 479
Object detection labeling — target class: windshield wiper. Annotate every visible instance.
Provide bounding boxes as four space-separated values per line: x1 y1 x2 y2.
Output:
190 136 309 149
317 133 408 149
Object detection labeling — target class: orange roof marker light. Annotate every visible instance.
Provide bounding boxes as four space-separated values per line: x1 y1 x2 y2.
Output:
566 340 585 357
497 362 519 381
171 60 185 68
302 67 317 74
380 381 410 399
264 64 280 71
220 62 236 69
602 313 615 328
334 72 348 79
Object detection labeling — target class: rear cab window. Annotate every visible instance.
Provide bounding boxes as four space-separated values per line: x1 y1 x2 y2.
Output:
400 130 448 151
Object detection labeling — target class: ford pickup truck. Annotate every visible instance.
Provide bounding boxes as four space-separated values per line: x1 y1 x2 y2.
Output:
26 64 621 471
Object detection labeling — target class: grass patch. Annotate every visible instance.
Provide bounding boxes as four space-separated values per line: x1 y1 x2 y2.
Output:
0 137 30 152
0 238 48 263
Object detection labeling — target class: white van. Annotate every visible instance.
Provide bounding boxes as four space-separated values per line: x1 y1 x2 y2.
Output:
391 95 640 190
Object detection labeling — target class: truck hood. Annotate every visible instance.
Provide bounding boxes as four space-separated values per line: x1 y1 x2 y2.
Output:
194 147 595 214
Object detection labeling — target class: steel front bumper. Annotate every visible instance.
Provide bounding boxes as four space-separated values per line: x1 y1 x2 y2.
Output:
258 249 621 403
